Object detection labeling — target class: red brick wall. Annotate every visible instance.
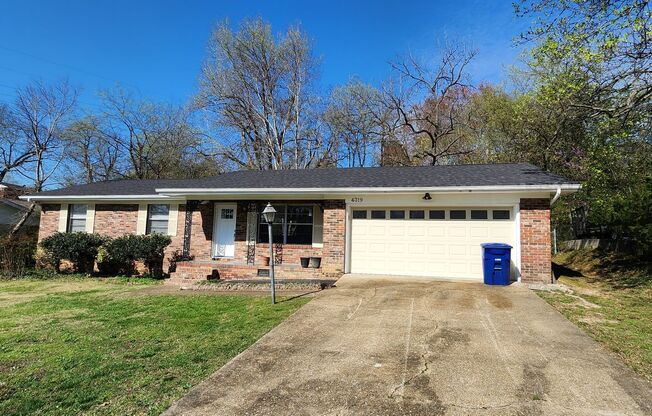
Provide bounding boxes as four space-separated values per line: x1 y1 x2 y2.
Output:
183 202 214 260
211 200 345 278
94 204 138 237
520 198 552 283
37 204 61 242
165 204 186 265
322 200 346 277
37 199 347 279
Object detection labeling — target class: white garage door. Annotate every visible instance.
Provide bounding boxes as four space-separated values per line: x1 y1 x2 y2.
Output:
350 208 515 280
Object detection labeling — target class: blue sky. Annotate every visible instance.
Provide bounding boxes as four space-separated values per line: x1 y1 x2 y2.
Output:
0 0 528 110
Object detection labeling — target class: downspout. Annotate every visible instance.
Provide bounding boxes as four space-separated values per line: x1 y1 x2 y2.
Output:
550 185 562 281
551 186 562 205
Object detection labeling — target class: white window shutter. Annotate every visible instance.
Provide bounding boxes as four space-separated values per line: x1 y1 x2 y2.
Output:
58 203 69 232
136 204 148 235
85 204 95 233
312 204 323 248
167 204 178 236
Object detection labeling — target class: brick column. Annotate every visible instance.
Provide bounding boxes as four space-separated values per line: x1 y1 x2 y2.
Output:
37 204 61 242
182 200 200 260
321 200 346 278
520 198 552 283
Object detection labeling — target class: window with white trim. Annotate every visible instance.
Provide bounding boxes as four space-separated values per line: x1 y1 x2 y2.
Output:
67 204 87 232
146 204 170 234
258 205 313 244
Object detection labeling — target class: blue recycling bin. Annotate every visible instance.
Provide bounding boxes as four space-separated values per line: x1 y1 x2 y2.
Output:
481 243 512 285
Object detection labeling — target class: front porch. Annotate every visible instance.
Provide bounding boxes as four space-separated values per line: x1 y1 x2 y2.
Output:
165 200 345 285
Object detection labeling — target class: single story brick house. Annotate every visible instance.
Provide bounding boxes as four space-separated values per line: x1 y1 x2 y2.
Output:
21 163 580 284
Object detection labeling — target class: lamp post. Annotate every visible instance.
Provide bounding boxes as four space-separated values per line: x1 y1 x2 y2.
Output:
262 203 277 304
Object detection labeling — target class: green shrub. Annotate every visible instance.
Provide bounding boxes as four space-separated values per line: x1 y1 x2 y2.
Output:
40 232 107 273
97 235 142 275
39 233 172 277
0 236 36 278
138 234 172 278
98 234 172 278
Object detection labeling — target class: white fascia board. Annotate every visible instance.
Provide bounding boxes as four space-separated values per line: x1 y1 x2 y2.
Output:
19 194 180 202
20 183 582 201
156 183 582 196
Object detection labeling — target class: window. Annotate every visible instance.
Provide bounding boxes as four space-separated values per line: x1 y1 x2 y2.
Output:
258 205 313 244
493 210 511 220
67 204 87 232
389 210 405 219
352 210 367 219
449 210 466 220
471 210 488 220
429 210 445 220
147 204 170 234
221 208 234 219
371 210 386 219
409 210 425 219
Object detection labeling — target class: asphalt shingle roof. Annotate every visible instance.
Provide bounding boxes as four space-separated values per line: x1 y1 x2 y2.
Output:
28 163 578 197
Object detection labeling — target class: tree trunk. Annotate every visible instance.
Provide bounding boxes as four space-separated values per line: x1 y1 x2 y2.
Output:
8 202 36 239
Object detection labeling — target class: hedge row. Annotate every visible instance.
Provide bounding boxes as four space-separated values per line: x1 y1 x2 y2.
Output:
40 232 172 278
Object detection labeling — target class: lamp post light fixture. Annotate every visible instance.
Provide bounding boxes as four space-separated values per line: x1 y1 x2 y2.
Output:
262 203 277 304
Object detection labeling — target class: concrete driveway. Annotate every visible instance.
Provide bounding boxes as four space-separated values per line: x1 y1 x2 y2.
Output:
164 275 652 416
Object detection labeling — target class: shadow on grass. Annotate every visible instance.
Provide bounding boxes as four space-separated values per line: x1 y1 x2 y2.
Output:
553 262 584 279
554 249 651 289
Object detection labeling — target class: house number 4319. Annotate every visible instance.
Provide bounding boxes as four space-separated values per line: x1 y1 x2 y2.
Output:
351 197 363 203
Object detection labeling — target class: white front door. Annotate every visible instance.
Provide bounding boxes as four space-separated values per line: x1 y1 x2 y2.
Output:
213 203 236 257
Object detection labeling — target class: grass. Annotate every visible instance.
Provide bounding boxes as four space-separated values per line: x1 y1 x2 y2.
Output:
0 276 310 415
536 249 652 383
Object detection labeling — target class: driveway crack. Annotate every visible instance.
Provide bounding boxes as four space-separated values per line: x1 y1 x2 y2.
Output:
388 324 437 400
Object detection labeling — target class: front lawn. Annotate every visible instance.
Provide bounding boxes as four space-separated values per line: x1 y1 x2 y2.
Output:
0 276 309 415
536 249 651 383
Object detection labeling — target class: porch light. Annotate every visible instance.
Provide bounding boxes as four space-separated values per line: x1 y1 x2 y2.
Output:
262 203 277 224
423 192 432 200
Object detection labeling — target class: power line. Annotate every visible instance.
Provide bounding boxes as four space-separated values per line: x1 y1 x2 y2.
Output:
0 83 105 111
0 44 144 92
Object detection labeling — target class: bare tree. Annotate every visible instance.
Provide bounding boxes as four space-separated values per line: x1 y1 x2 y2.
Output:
9 81 78 237
100 87 222 179
383 43 478 165
324 80 387 167
62 116 121 184
197 18 320 170
0 104 35 183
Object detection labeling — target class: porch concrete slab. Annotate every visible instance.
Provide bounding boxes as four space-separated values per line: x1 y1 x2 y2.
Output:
163 275 652 416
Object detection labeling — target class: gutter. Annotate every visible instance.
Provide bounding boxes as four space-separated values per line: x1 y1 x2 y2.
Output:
19 183 582 202
19 194 175 202
155 183 583 196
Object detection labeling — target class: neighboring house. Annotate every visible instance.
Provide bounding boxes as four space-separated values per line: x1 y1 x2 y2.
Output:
21 164 580 284
0 183 40 235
